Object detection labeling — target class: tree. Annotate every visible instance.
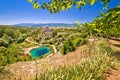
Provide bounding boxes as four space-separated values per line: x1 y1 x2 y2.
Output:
93 5 120 37
28 0 110 13
75 20 83 30
14 30 21 40
4 29 15 39
62 43 69 54
2 34 13 43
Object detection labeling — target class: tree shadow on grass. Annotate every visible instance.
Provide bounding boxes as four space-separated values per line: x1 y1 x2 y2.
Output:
114 51 120 60
110 37 120 41
113 44 120 48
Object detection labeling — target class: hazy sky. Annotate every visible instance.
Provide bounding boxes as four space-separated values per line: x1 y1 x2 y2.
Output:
0 0 119 25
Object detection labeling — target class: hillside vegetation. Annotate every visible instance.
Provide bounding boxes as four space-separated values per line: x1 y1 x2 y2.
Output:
0 5 120 80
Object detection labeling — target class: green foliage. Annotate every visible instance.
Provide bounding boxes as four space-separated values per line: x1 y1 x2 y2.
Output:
4 28 15 38
76 5 120 38
0 27 4 37
17 37 24 43
0 44 32 66
28 0 110 13
0 38 9 47
0 46 6 53
93 5 120 37
0 26 34 47
76 38 87 46
61 34 87 54
62 44 69 54
0 26 35 66
90 0 96 5
28 0 32 3
52 30 57 37
19 41 36 48
62 39 75 54
2 34 13 43
75 20 83 30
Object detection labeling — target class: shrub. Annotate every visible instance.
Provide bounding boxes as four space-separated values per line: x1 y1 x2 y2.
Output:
17 37 24 43
61 37 87 54
0 38 9 47
0 46 7 53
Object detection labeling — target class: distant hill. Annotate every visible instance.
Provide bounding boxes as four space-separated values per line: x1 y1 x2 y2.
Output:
14 23 77 27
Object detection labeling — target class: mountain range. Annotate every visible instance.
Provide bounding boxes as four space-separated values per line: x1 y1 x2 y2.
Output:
14 23 77 27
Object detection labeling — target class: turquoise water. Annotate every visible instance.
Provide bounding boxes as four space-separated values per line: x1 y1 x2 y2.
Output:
30 46 50 58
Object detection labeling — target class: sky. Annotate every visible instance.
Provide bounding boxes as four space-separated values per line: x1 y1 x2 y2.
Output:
0 0 119 25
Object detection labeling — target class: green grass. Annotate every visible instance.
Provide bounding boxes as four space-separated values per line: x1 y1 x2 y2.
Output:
19 41 36 48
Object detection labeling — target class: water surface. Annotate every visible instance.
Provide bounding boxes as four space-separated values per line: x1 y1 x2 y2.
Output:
30 46 50 58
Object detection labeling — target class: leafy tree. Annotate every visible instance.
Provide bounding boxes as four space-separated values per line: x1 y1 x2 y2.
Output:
4 29 15 39
62 43 69 54
67 39 76 51
14 30 21 40
76 21 82 29
93 5 120 37
28 0 110 13
2 34 13 43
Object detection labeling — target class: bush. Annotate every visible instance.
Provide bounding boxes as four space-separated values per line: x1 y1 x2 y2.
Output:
61 37 87 54
61 44 69 55
2 34 13 43
0 38 9 47
61 39 76 55
17 37 24 43
0 46 7 53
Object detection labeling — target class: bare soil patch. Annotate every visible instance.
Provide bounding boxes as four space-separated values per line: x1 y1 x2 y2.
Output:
105 66 120 80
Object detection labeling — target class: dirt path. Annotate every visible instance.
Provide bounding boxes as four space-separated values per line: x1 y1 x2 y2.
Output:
105 66 120 80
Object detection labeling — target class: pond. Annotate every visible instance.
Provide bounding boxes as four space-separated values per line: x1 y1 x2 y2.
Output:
30 46 50 58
